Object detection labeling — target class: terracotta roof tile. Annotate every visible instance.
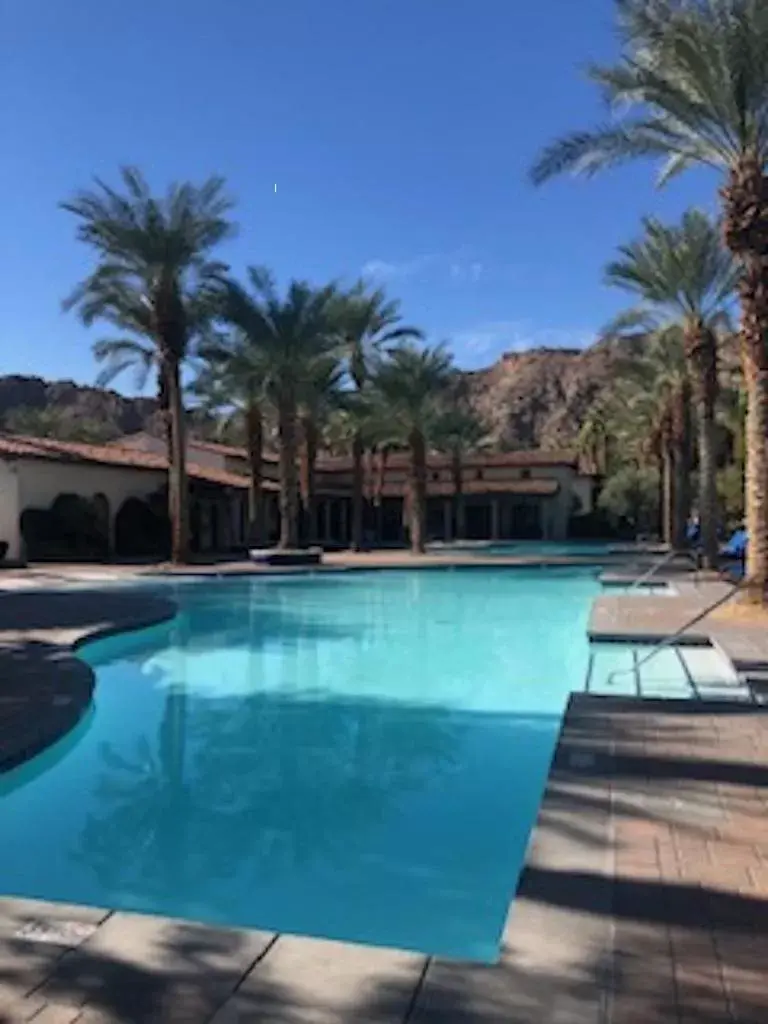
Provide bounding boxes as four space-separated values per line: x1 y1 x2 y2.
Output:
0 434 271 491
315 449 580 472
378 478 560 498
112 434 580 474
189 438 280 462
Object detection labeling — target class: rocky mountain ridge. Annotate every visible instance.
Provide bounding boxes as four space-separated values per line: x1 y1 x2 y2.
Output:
0 343 620 450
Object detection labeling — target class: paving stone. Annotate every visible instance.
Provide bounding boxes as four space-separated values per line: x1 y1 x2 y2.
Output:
213 935 424 1024
34 913 275 1024
0 900 110 943
0 993 48 1023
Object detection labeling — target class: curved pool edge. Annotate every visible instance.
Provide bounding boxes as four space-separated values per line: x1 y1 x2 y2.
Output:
0 590 177 774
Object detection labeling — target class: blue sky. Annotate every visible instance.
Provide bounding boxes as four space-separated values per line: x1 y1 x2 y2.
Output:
2 0 719 390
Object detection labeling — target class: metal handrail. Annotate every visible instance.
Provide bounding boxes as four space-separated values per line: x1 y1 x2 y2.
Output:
628 546 696 591
606 573 747 686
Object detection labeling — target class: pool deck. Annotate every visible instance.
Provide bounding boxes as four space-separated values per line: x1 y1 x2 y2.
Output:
590 579 768 677
2 558 768 1021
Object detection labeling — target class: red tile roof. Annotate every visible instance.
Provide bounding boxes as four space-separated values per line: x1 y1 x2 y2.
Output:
189 438 272 460
0 434 271 490
417 478 560 497
113 433 582 474
315 449 581 472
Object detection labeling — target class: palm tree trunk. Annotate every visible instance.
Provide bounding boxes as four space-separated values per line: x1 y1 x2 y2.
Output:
158 366 172 468
451 451 466 540
245 401 263 547
671 383 691 549
409 429 427 554
299 415 318 546
743 357 768 600
662 446 674 547
351 431 364 551
722 156 768 602
374 445 389 546
278 389 299 549
686 327 719 570
166 357 189 563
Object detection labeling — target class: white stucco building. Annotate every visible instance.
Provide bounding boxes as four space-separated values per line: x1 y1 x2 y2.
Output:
0 432 596 562
0 435 255 561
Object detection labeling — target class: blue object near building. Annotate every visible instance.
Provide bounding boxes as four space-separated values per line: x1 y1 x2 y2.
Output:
721 528 748 560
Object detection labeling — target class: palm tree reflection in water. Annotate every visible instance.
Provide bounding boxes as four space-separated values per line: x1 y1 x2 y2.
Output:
74 585 462 928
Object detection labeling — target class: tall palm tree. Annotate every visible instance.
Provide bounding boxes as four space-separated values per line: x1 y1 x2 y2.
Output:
217 267 339 548
433 400 487 541
192 330 270 546
601 211 737 566
62 167 234 563
90 337 172 462
298 355 345 545
332 283 423 550
531 0 768 597
371 343 455 553
612 330 693 546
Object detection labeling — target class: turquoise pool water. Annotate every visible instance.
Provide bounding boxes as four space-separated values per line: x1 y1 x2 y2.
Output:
0 568 600 962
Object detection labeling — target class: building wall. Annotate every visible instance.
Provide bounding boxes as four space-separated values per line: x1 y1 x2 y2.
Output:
16 459 166 554
17 460 164 519
0 460 21 559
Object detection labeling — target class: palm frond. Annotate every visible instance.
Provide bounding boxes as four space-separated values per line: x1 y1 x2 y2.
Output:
531 0 768 187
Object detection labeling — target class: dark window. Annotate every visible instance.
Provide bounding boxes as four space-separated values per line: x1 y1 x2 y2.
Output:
476 469 483 480
520 469 531 480
432 472 440 481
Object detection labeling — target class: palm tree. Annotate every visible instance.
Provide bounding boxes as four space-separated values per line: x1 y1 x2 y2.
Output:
62 167 234 563
371 343 455 553
90 337 172 458
601 211 736 566
332 283 423 550
217 267 339 548
577 397 614 479
612 331 693 547
192 330 270 546
433 400 487 541
298 355 345 545
531 0 768 597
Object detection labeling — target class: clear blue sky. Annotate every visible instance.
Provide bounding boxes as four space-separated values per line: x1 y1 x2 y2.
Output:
2 0 719 390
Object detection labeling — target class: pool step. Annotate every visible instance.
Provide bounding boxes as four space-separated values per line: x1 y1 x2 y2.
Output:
586 642 758 702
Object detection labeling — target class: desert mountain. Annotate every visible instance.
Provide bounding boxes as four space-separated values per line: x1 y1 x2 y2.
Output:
0 343 622 450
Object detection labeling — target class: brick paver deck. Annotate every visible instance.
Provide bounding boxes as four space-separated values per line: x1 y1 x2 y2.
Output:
561 696 768 1024
1 696 767 1022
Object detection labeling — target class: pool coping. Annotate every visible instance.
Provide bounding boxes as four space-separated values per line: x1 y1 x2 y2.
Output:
0 589 176 773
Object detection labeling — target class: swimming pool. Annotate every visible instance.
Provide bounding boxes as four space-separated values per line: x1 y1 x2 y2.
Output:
0 567 604 963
